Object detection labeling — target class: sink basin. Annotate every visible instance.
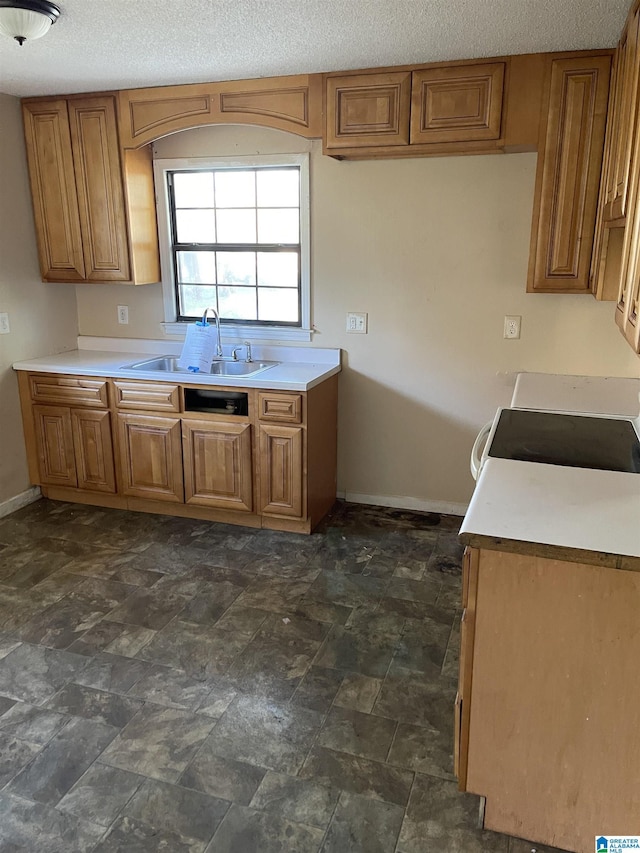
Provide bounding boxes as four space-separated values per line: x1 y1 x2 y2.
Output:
124 356 278 377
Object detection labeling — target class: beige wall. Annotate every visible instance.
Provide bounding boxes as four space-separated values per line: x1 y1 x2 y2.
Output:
0 94 78 508
75 125 640 511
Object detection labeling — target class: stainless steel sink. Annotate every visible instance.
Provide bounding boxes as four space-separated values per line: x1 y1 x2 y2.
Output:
124 356 278 377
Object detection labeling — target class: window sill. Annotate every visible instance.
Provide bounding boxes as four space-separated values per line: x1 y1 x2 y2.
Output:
160 322 313 343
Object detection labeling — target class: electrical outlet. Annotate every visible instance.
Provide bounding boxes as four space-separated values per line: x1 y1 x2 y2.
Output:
117 305 129 325
503 315 521 339
346 312 367 333
0 313 9 334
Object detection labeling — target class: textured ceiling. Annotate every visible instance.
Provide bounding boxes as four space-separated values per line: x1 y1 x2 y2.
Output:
0 0 631 98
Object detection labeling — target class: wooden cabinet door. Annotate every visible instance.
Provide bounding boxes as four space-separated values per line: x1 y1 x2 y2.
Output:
116 414 183 502
183 420 253 512
71 409 116 493
410 62 505 145
616 223 640 351
325 72 411 149
33 405 77 487
258 424 304 518
22 100 85 282
528 55 612 293
605 9 640 222
68 96 130 282
455 547 479 791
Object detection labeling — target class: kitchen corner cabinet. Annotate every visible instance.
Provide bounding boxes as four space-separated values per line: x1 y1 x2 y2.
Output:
22 95 159 285
527 54 612 294
456 546 640 853
17 372 338 534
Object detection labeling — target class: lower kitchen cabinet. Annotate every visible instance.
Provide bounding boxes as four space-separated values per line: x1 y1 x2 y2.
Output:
182 419 253 512
71 409 116 493
32 405 77 488
20 372 116 494
116 413 183 502
457 546 640 853
454 547 479 789
17 372 338 533
258 424 303 518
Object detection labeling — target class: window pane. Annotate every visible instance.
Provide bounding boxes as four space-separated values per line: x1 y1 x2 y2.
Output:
219 286 258 320
257 169 299 207
214 171 256 207
176 209 215 244
257 209 299 244
258 287 299 322
178 284 218 317
257 252 298 288
217 209 257 243
217 252 256 286
173 172 214 208
177 251 216 284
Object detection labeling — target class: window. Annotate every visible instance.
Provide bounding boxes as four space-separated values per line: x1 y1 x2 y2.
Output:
155 154 310 340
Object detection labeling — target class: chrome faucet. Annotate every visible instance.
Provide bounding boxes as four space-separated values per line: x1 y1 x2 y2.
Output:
201 308 223 357
231 341 253 363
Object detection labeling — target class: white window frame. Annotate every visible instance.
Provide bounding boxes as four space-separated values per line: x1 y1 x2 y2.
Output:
154 153 312 342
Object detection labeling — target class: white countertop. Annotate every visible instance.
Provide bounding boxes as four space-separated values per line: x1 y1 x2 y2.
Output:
461 372 640 562
512 372 640 417
461 457 640 558
12 339 341 392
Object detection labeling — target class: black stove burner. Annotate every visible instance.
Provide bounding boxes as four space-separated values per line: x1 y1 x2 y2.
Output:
488 409 640 474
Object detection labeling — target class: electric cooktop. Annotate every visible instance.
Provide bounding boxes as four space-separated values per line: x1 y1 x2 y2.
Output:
488 409 640 474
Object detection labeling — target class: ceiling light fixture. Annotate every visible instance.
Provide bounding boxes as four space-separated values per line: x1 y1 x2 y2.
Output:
0 0 60 45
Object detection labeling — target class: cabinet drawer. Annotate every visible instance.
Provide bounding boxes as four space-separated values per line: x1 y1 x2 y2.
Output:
29 374 108 408
113 381 181 412
258 392 302 424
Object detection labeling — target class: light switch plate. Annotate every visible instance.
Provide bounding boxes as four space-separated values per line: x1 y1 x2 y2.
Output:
346 312 367 333
0 313 9 334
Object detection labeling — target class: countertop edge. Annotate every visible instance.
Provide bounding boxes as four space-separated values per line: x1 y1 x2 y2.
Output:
459 532 640 573
12 356 341 392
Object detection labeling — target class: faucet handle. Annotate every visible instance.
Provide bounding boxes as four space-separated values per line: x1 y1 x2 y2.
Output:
244 341 253 363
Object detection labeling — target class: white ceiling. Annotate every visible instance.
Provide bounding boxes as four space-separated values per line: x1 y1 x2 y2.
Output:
0 0 630 98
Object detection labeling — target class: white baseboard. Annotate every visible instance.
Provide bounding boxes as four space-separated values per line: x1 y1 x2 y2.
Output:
0 487 41 519
337 490 468 518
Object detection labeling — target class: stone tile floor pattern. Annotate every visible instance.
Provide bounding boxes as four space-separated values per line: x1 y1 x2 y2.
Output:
0 499 571 853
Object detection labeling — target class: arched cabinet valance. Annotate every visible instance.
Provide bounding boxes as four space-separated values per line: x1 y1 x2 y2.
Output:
117 74 323 148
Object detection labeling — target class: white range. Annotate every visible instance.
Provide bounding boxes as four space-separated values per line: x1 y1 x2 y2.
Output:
460 372 640 561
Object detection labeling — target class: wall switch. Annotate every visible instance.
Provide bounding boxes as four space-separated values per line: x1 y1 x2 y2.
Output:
503 315 521 339
0 313 9 334
117 305 129 325
346 312 368 333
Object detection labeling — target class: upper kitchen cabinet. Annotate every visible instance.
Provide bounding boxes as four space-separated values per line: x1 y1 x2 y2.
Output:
323 56 544 159
22 95 159 285
324 72 412 150
603 4 640 224
590 5 640 301
410 62 505 145
324 61 509 158
527 54 612 294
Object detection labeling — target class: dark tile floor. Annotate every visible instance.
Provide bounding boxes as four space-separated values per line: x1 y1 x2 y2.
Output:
0 499 570 853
